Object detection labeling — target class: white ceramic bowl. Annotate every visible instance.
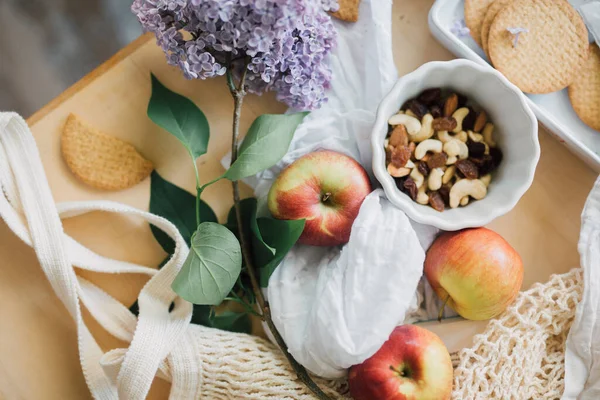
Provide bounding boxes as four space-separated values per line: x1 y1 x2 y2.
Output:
371 59 540 231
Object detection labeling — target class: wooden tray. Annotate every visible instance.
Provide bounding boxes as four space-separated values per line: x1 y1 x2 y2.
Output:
0 1 596 398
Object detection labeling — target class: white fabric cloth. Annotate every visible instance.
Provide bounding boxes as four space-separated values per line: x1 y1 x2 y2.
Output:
241 0 441 378
563 176 600 399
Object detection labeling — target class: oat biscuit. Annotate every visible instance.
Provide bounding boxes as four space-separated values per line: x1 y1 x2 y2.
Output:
488 0 588 94
569 45 600 131
331 0 360 22
61 114 153 190
464 0 496 47
480 0 513 57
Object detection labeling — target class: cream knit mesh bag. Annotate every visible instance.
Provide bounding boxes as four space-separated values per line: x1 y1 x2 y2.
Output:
452 268 583 399
0 112 583 399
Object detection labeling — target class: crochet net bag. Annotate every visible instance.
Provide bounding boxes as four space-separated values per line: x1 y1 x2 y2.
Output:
452 268 583 399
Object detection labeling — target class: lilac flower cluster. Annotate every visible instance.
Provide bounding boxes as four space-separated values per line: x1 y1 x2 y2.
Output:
131 0 338 110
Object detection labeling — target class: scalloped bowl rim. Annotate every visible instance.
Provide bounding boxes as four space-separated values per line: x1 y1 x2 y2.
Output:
371 59 540 230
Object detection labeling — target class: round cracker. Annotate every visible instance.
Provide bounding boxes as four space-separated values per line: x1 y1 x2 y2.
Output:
481 0 513 58
569 45 600 131
465 0 496 47
61 114 154 190
488 0 589 94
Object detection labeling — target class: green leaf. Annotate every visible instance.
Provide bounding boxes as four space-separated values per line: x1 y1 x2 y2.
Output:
172 222 242 305
190 305 213 326
224 112 308 181
254 217 305 287
224 198 305 287
149 171 217 254
225 197 259 244
148 74 210 160
209 311 252 334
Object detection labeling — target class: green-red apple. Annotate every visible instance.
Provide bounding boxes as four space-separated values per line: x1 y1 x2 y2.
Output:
424 227 523 321
349 325 453 400
267 150 371 246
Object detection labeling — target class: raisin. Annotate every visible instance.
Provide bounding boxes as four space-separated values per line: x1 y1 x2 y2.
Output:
407 100 428 120
403 177 419 201
438 185 451 206
462 107 477 131
389 125 408 147
391 145 412 168
428 191 445 212
490 147 503 169
427 152 448 169
394 176 407 190
401 98 415 111
418 161 430 177
432 117 457 131
455 159 479 179
457 93 468 108
430 104 442 119
418 88 442 105
467 141 486 158
471 155 494 175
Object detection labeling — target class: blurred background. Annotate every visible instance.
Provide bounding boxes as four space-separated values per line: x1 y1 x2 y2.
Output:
0 0 142 117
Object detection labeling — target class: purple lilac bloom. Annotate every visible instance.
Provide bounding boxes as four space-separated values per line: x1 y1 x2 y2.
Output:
131 0 339 110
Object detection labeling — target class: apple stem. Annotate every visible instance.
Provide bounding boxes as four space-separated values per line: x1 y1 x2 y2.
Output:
226 62 333 400
438 294 451 322
322 192 332 202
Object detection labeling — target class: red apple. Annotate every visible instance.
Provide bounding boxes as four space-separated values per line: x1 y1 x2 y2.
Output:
267 150 371 246
424 228 523 321
349 325 453 400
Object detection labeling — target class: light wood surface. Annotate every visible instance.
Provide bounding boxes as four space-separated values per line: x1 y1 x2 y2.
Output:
0 1 596 399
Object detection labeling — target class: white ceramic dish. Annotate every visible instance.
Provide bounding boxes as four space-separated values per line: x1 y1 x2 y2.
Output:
428 0 600 172
371 59 539 231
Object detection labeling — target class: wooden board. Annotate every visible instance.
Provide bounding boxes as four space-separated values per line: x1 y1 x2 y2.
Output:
0 1 596 399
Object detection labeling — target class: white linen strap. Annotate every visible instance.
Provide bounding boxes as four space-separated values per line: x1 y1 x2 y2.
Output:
0 112 197 399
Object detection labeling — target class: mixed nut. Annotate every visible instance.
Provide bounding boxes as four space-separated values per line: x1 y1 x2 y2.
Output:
385 88 503 212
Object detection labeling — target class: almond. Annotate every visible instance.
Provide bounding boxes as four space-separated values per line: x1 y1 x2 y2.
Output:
443 93 458 117
389 125 408 147
473 111 488 133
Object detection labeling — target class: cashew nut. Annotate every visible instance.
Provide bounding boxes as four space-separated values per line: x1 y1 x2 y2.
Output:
468 130 483 143
388 114 422 134
449 179 487 208
436 130 467 143
442 165 456 184
415 139 443 160
482 123 496 147
460 196 470 206
409 114 434 142
480 174 492 187
428 168 444 191
405 160 415 169
443 139 469 160
410 166 425 188
387 163 411 178
446 156 457 165
456 130 468 142
405 109 418 118
416 185 429 205
452 107 470 133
